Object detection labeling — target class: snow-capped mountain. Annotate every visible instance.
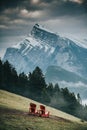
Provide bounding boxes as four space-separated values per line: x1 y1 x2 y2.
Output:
3 24 87 79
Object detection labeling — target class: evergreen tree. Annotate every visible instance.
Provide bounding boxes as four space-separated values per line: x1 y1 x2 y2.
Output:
11 67 18 86
41 87 50 104
18 72 28 87
47 83 54 97
29 66 47 96
0 58 3 86
77 93 82 104
3 60 12 86
54 83 60 93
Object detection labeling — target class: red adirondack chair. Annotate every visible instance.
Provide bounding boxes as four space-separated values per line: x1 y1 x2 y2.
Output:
38 105 49 117
29 103 50 117
29 103 37 114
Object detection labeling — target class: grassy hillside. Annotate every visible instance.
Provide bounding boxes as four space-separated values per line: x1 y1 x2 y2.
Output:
0 89 87 130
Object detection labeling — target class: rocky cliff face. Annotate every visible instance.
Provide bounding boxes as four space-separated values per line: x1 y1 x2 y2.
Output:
3 24 87 79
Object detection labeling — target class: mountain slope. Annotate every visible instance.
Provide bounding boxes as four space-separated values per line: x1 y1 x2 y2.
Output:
45 66 87 100
3 24 87 79
45 66 87 83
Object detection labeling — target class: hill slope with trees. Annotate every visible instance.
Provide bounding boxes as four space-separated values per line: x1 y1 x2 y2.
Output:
0 59 87 121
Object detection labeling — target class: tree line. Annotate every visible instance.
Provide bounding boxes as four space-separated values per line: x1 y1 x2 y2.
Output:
0 59 87 121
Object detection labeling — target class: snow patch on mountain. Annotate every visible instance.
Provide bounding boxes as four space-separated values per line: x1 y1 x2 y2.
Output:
13 42 22 49
62 35 87 49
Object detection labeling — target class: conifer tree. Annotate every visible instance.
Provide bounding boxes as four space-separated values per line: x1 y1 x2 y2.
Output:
29 66 47 95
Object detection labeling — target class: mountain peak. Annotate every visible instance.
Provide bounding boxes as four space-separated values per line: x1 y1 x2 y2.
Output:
32 23 55 35
31 23 58 47
3 24 87 78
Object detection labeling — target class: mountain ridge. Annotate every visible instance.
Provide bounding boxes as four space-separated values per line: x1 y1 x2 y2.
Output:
45 65 87 83
45 65 87 100
3 24 87 79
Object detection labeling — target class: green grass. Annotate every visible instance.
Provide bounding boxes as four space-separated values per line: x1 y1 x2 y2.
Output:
0 107 87 130
0 89 87 130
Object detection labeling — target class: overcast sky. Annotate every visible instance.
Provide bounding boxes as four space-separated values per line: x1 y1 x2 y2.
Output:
0 0 87 58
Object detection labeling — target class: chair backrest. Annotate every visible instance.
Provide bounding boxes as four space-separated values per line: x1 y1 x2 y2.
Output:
40 105 45 114
29 103 36 113
40 105 45 111
30 103 36 108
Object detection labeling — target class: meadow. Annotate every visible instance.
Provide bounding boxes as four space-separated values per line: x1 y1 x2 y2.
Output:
0 90 87 130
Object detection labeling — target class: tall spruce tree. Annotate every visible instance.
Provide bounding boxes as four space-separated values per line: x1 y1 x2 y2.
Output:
0 58 3 86
29 66 47 96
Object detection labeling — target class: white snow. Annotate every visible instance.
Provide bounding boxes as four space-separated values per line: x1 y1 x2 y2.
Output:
50 47 55 54
26 36 39 46
13 42 22 49
26 35 55 54
82 99 87 105
70 38 87 48
64 35 87 49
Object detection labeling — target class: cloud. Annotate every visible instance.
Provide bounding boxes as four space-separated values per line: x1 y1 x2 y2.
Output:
0 1 87 23
59 81 87 88
68 0 83 4
82 99 87 105
0 0 87 15
0 48 6 59
19 9 42 19
47 0 87 18
9 19 28 25
0 0 24 11
58 80 87 100
0 0 87 40
0 25 8 29
31 0 40 4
